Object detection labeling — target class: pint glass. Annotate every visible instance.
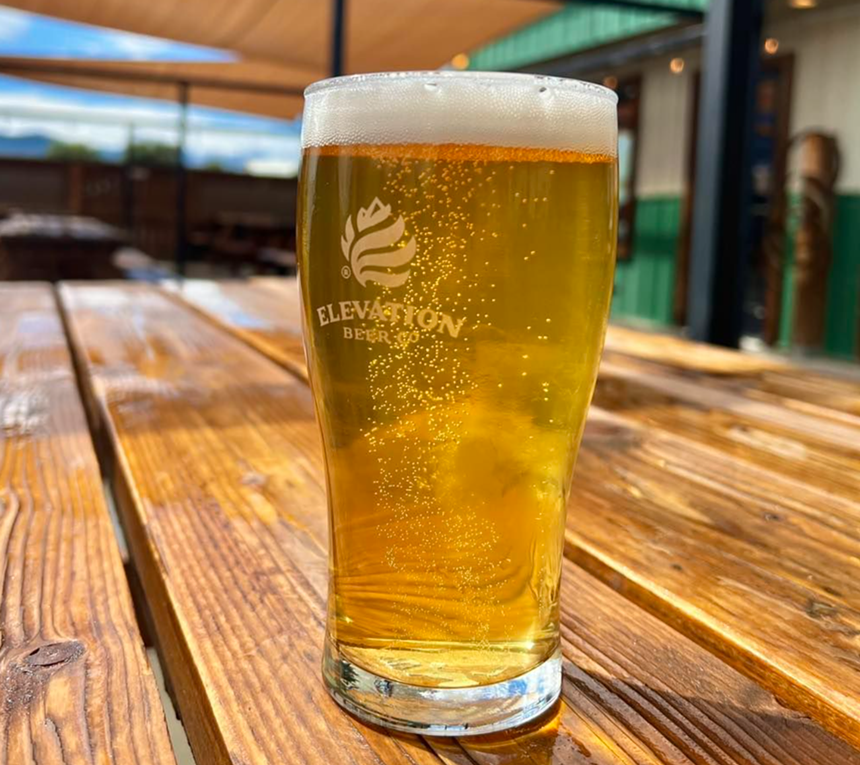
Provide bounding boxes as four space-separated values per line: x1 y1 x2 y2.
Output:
298 72 617 735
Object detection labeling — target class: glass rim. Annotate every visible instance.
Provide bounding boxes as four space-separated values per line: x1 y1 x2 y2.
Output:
304 70 618 104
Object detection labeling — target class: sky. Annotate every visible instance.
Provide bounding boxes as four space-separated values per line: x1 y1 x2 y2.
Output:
0 5 303 175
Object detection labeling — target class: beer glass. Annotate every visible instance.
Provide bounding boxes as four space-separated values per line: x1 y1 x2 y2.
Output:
298 71 617 735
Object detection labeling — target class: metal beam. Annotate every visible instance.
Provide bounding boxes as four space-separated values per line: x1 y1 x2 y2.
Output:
331 0 348 77
687 0 764 346
522 22 704 77
175 82 189 278
548 0 704 19
0 104 300 135
0 60 304 97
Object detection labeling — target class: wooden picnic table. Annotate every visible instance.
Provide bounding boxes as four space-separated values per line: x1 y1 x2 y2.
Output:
2 276 860 765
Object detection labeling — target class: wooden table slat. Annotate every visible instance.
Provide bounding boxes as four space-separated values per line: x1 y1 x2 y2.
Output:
601 349 860 428
170 278 860 750
164 278 307 380
604 325 860 418
61 281 860 763
0 284 176 765
570 407 860 746
591 362 860 500
60 283 444 765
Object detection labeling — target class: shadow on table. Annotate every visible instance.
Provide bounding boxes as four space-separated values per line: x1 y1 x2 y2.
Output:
592 373 710 415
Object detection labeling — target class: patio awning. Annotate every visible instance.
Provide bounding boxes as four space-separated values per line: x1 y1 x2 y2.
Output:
0 0 560 118
0 57 308 119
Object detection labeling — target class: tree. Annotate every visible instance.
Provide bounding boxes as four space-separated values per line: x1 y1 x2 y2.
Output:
201 160 226 173
47 141 100 162
125 141 178 167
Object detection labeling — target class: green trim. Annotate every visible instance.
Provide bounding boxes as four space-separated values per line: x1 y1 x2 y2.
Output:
611 196 681 327
469 1 708 72
778 200 798 351
825 195 860 358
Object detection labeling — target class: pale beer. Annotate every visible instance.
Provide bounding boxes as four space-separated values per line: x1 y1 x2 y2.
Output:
298 72 617 734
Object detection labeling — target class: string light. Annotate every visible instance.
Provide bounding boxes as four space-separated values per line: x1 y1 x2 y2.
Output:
670 57 685 75
764 38 780 54
451 53 470 70
603 75 618 90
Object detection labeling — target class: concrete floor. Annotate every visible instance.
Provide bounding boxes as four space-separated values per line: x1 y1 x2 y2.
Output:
148 649 197 765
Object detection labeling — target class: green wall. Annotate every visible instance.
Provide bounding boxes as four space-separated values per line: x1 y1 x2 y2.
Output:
825 196 860 358
611 196 681 326
603 192 860 361
780 194 860 359
610 194 859 359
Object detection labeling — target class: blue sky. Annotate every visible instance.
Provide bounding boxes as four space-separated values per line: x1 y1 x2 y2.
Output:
0 5 302 174
0 5 231 62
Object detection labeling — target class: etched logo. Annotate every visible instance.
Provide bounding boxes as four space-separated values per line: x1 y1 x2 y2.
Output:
341 198 416 287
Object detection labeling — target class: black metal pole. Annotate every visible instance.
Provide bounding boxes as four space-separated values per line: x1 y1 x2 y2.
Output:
175 81 189 277
331 0 347 77
686 0 764 347
123 123 135 233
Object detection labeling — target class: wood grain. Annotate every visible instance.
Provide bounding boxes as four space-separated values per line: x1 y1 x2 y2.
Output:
59 283 443 765
601 349 860 428
604 325 860 418
173 277 860 749
173 280 860 482
592 360 860 500
62 282 860 763
569 407 860 747
0 284 176 765
164 278 308 379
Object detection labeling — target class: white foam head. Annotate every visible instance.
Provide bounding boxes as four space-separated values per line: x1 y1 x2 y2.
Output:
302 71 617 157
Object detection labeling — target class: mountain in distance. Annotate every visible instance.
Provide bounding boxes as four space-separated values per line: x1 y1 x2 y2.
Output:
0 131 291 176
0 134 53 158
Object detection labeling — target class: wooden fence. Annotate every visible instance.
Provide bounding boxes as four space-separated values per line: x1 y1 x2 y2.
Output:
0 157 298 261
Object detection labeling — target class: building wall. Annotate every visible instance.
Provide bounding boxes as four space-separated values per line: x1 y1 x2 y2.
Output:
612 58 692 326
635 62 692 197
775 8 860 358
779 8 860 192
614 10 860 356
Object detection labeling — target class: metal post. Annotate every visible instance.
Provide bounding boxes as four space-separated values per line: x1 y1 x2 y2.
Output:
123 123 135 233
175 81 189 277
331 0 347 77
687 0 764 347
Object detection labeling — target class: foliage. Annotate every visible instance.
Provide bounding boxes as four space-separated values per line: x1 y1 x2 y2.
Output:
125 140 178 167
47 141 101 162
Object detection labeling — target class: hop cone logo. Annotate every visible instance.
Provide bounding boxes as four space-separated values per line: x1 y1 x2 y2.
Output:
341 198 417 287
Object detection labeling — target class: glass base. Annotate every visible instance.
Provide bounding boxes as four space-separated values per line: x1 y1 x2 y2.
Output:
322 639 561 736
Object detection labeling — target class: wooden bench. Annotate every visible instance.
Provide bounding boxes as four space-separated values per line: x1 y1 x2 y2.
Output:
3 277 860 764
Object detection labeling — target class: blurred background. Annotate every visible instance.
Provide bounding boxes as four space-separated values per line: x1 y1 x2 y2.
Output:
0 0 856 363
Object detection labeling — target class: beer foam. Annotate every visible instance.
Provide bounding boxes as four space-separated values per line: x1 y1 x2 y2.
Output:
302 72 617 158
